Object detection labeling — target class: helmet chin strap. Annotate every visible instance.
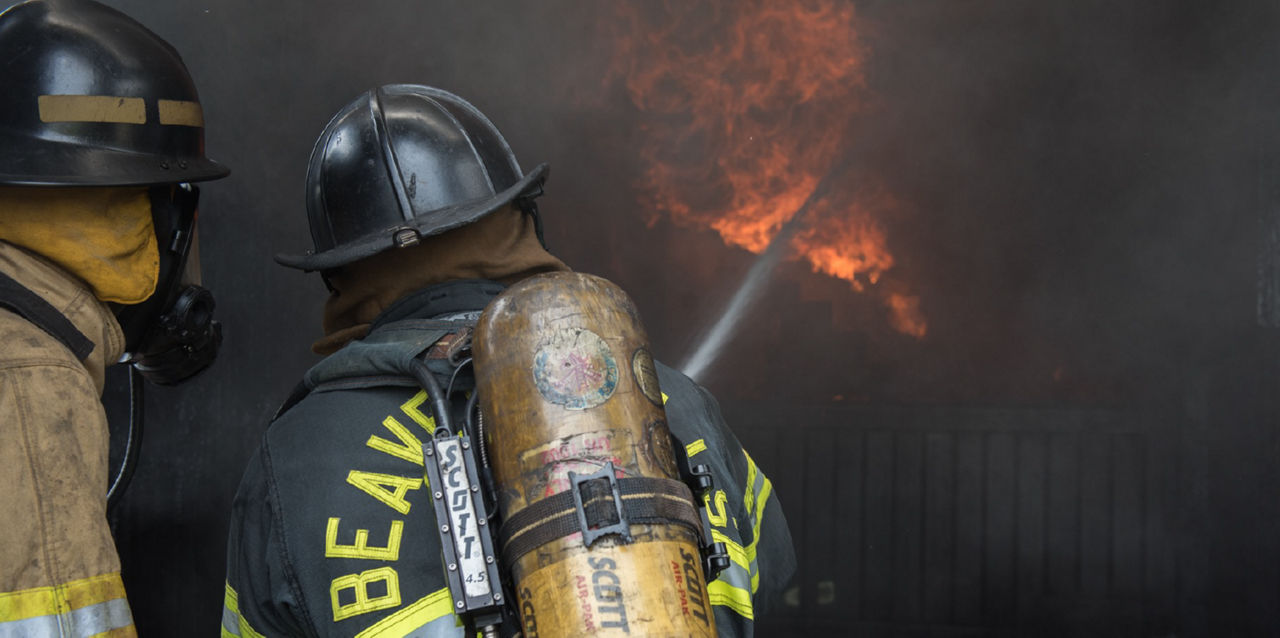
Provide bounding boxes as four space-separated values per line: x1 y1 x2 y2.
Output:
516 194 547 249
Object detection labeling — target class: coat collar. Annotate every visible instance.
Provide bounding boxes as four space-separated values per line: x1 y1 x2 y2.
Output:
303 279 505 392
0 240 125 393
371 279 506 328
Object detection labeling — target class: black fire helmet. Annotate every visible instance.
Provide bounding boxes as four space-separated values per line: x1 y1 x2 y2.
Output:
0 0 228 186
276 84 549 272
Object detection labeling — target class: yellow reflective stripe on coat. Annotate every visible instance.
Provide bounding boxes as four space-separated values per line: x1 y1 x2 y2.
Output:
707 527 756 621
699 449 777 621
711 528 750 575
743 450 759 516
89 627 137 637
355 587 458 637
0 572 134 637
708 578 754 620
741 450 773 593
221 582 266 638
685 438 707 457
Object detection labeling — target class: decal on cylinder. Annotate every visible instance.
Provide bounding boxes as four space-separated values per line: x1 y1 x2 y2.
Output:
532 327 618 410
513 541 715 637
631 347 663 406
641 419 677 475
519 587 540 638
518 430 632 499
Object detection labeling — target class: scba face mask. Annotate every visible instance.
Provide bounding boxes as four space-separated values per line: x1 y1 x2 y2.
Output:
116 184 222 385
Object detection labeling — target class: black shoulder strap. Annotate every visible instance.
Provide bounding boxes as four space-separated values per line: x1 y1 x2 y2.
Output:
0 270 95 361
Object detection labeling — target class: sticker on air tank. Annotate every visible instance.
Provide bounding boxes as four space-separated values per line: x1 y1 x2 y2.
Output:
514 541 716 637
532 327 618 410
518 430 634 499
630 347 664 406
640 418 678 473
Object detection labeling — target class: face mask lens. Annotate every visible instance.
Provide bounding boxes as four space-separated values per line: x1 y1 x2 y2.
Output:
181 226 202 286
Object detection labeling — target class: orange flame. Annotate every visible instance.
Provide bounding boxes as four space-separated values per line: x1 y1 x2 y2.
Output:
790 200 893 292
608 0 927 338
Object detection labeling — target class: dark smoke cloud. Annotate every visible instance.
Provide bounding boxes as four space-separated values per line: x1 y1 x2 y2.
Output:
85 0 1280 634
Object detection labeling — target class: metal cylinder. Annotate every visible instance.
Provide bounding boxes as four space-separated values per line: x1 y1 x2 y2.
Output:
474 272 716 637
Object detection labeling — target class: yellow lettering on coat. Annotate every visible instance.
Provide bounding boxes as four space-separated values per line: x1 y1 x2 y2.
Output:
325 518 404 561
330 567 401 621
366 416 423 466
347 471 423 515
399 390 437 432
705 489 730 528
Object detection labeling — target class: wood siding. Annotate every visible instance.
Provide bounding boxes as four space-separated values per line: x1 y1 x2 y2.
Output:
726 404 1179 637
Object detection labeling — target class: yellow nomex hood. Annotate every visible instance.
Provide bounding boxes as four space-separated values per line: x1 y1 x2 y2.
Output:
0 186 158 304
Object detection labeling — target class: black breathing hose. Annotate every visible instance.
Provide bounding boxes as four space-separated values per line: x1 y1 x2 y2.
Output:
463 390 488 467
106 366 144 513
410 359 454 437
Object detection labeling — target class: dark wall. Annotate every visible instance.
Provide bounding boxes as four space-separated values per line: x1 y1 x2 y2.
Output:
84 0 1280 636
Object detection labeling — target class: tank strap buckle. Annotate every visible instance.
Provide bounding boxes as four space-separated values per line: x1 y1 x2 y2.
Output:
569 462 633 548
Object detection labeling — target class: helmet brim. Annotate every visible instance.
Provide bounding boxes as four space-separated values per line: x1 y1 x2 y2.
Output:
0 131 229 186
275 162 548 272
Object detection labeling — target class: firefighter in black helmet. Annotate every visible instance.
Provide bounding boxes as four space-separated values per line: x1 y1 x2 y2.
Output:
0 0 227 633
223 84 794 637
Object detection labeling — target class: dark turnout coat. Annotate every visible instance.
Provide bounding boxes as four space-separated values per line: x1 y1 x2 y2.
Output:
222 280 795 638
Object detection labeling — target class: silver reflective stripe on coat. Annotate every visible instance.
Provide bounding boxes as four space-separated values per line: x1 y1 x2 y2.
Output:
221 603 240 637
0 597 132 638
398 615 464 638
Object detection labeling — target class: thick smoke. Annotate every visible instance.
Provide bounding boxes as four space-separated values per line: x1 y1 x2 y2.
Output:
94 0 1280 635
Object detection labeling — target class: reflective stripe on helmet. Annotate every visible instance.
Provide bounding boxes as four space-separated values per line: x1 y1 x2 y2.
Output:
38 95 145 124
158 100 204 127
